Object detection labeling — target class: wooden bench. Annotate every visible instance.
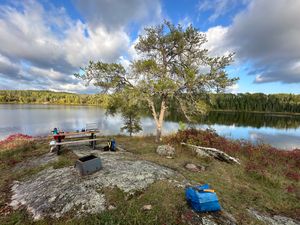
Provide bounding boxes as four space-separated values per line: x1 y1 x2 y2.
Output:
50 138 105 154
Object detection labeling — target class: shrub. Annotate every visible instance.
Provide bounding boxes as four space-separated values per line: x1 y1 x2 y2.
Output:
0 133 33 151
166 129 300 183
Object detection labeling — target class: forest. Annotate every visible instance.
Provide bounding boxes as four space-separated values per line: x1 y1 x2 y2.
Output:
208 93 300 113
0 90 300 114
0 90 109 107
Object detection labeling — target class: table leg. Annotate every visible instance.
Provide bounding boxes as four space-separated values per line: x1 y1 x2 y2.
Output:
92 135 96 150
90 133 94 147
57 136 61 155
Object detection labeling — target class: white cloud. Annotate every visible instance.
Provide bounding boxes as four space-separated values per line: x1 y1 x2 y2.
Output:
226 0 300 83
203 26 231 57
200 0 300 84
0 0 143 92
29 66 68 82
0 54 20 78
63 22 130 67
178 17 192 29
73 0 162 29
226 83 239 93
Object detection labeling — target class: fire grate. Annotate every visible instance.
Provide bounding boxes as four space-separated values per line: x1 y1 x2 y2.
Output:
74 154 102 176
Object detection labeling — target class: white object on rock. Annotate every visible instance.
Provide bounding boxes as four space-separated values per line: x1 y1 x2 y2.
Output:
108 205 116 210
185 163 199 172
49 141 56 146
181 143 240 164
142 204 152 211
50 146 58 153
156 145 175 156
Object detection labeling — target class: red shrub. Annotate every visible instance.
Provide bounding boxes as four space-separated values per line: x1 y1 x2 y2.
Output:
286 185 297 193
285 171 300 182
166 129 300 183
0 133 33 151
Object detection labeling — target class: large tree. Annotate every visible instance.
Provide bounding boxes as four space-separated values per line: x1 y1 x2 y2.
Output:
75 21 238 142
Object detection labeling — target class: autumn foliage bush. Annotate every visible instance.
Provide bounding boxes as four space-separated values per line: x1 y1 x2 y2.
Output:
166 129 300 183
0 133 33 151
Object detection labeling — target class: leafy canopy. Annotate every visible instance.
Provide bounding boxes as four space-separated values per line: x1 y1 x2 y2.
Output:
75 21 238 122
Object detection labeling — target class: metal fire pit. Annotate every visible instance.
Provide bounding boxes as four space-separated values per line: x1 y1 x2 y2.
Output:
74 155 102 176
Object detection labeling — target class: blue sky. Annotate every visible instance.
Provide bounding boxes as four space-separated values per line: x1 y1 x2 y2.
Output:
0 0 299 94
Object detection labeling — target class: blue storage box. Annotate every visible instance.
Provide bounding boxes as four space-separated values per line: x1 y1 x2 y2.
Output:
185 184 221 212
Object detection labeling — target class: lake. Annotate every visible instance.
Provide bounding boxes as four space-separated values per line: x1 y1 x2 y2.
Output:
1 104 300 150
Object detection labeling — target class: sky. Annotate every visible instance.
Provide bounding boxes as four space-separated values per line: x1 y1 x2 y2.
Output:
0 0 299 94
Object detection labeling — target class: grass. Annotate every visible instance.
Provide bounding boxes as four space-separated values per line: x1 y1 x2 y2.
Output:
117 131 300 221
0 131 299 224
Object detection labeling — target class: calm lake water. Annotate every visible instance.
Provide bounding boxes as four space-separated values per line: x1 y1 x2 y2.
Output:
1 104 300 150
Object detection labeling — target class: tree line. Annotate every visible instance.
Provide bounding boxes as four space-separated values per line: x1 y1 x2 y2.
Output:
0 90 109 107
208 93 300 113
1 90 300 114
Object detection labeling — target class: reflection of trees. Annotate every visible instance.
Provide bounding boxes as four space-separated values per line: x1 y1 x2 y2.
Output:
164 110 300 129
199 111 300 129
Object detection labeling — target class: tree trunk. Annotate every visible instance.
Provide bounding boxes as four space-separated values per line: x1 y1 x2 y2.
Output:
129 115 132 136
156 99 166 142
156 126 162 142
147 98 166 142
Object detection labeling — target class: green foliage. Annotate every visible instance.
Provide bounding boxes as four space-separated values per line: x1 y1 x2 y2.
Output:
75 61 130 93
0 90 109 106
120 110 142 136
178 121 186 131
107 90 143 136
132 21 238 118
76 21 238 141
208 93 300 113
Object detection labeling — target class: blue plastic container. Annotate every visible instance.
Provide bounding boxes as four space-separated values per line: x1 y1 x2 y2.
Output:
185 184 221 212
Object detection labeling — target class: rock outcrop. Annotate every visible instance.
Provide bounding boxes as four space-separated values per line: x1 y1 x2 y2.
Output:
10 152 175 220
156 145 175 156
248 208 300 225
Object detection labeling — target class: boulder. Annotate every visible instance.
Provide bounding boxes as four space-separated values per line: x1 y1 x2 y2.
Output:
156 145 175 156
185 163 199 172
185 163 206 172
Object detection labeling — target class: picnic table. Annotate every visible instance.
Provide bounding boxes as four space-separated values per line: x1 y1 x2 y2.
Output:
50 123 102 155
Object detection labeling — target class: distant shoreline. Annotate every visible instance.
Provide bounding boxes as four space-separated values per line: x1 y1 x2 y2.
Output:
1 102 300 116
0 102 102 107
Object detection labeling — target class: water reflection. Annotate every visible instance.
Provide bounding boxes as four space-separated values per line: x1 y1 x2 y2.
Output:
0 104 300 150
197 111 300 129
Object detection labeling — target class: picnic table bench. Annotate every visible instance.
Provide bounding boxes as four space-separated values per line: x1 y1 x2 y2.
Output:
50 137 104 152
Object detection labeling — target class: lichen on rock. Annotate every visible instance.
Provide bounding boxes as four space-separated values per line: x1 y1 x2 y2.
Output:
247 208 300 225
10 152 175 220
156 145 175 156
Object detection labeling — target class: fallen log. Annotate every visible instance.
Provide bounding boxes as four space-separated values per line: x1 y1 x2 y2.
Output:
181 143 240 164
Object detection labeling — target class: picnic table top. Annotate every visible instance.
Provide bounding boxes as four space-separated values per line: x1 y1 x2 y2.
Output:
50 130 100 138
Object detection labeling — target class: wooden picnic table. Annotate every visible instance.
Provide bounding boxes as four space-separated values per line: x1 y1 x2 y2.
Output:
52 130 100 155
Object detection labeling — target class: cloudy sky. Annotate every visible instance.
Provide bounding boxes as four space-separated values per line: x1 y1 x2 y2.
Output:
0 0 299 94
